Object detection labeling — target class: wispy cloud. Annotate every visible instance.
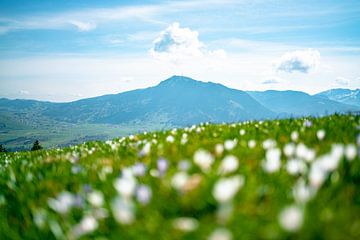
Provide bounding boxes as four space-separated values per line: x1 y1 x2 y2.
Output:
335 76 349 86
262 77 284 85
0 0 238 34
68 21 96 32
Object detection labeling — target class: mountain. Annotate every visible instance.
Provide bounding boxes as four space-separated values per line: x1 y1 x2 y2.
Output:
1 76 359 150
39 76 275 125
247 90 359 117
314 88 360 107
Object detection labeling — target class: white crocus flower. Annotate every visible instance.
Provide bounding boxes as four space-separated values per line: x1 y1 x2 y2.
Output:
48 191 75 214
296 143 315 162
291 131 299 142
262 139 277 150
215 144 224 156
71 215 98 239
293 178 314 203
224 139 237 151
286 158 306 175
218 155 239 175
283 143 296 157
87 191 104 208
262 148 281 173
172 217 199 232
111 197 135 225
166 135 175 143
345 144 357 161
279 205 303 232
171 172 189 191
212 175 245 203
248 140 256 149
113 176 137 199
194 149 214 172
316 129 326 140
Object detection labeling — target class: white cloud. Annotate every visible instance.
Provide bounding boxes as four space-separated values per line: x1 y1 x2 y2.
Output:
335 77 349 86
68 21 96 32
274 49 320 73
150 22 225 63
150 22 203 62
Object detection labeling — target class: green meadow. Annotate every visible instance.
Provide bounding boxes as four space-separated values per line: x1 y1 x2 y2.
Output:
0 114 359 239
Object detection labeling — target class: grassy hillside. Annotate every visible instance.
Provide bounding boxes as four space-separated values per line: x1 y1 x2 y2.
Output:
0 114 359 239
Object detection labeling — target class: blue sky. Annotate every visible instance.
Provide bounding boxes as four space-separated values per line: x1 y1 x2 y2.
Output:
0 0 359 101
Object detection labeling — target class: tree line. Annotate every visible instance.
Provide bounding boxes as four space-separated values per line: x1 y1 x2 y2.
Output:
0 140 43 153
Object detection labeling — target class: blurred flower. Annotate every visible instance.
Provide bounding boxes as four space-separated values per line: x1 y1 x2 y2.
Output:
291 131 299 142
71 215 98 239
172 217 199 232
293 178 314 203
132 163 147 176
171 172 189 191
213 175 245 203
218 155 239 175
180 133 188 145
157 158 169 175
183 174 202 192
139 142 151 156
87 191 104 208
48 191 75 214
239 129 246 136
208 227 232 240
286 158 306 175
224 139 237 151
71 165 82 174
194 149 214 172
262 148 281 173
166 135 175 143
111 197 135 225
345 144 357 161
136 185 152 205
283 143 296 157
262 139 276 150
309 162 327 189
278 205 303 232
303 119 312 127
215 144 224 156
316 129 326 140
33 209 47 229
114 176 137 198
178 160 191 171
248 140 256 149
296 143 315 162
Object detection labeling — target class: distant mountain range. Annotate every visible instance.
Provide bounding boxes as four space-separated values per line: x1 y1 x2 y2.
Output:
0 76 359 150
1 76 359 126
314 88 360 107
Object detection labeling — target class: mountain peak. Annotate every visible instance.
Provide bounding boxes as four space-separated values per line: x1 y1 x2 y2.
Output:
158 75 200 86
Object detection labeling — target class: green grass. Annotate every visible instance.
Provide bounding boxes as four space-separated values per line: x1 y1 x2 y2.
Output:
0 121 168 151
0 114 359 239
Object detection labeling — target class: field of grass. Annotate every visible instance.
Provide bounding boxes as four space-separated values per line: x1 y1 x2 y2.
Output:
0 114 359 239
0 120 169 152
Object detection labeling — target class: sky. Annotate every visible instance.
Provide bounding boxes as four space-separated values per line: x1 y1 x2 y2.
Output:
0 0 359 102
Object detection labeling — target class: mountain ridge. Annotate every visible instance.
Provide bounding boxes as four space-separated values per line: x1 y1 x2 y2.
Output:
1 76 359 126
